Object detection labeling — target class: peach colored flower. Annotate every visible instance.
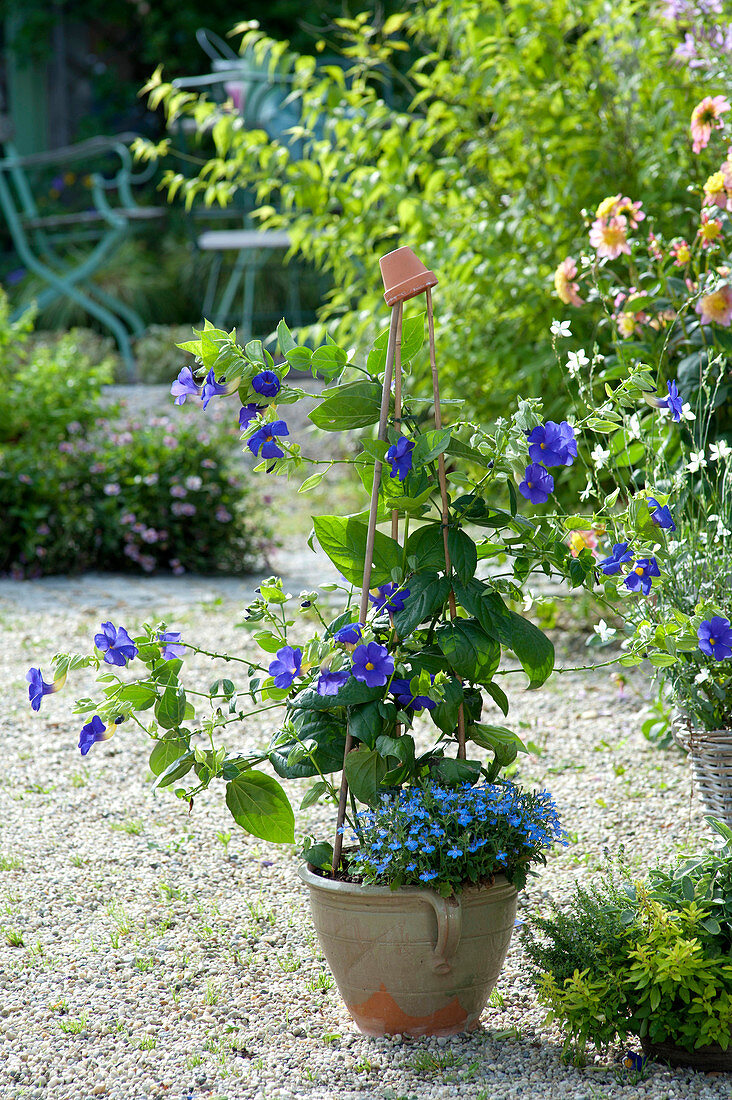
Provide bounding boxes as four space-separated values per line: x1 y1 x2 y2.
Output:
690 95 730 154
614 196 645 229
567 530 599 558
696 283 732 326
703 170 728 210
647 232 663 261
589 215 630 260
553 257 584 306
670 238 691 266
595 194 622 220
698 210 723 248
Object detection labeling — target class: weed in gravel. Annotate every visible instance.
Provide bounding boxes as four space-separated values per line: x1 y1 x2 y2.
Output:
134 956 155 973
488 987 505 1009
158 881 188 902
275 952 302 973
69 854 86 867
49 998 69 1014
216 830 232 856
204 981 220 1005
321 1032 341 1044
107 902 132 935
407 1049 461 1074
70 771 88 788
110 818 144 836
4 927 24 947
59 1014 88 1034
245 897 276 925
109 931 121 949
0 854 23 871
136 1035 157 1050
306 971 333 993
186 1054 204 1068
353 1057 374 1073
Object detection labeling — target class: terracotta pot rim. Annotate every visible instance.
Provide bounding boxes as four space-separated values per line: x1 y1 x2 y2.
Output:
298 862 517 902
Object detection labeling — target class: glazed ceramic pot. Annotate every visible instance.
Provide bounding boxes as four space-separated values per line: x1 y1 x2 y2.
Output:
298 863 518 1037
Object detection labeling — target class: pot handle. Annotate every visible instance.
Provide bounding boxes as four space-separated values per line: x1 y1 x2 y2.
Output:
423 892 462 974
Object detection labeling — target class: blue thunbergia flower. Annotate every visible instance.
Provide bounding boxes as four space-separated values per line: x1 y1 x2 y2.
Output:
25 667 64 712
251 370 281 398
316 668 350 696
527 421 578 467
518 463 554 504
369 583 410 615
158 632 187 660
386 437 415 481
268 646 302 689
351 642 394 687
698 616 732 660
599 542 635 576
623 556 661 595
170 366 202 406
201 369 230 409
332 622 363 644
78 715 113 756
658 378 683 422
247 420 289 459
647 497 676 531
390 677 436 712
623 1052 647 1072
239 403 265 429
94 622 138 666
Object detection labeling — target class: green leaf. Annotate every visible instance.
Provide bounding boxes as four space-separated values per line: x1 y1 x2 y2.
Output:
456 580 554 689
226 771 294 844
483 680 509 717
431 757 482 785
155 687 186 730
430 677 464 735
348 700 388 747
447 528 477 584
301 839 334 870
312 515 402 586
270 711 347 778
393 572 450 636
284 345 313 370
149 735 189 777
309 381 383 431
343 745 388 806
300 781 329 810
277 318 296 355
412 427 452 465
253 630 285 654
467 722 527 761
298 471 325 494
153 749 194 790
372 312 425 364
114 682 157 710
436 619 500 684
291 678 383 711
405 523 447 571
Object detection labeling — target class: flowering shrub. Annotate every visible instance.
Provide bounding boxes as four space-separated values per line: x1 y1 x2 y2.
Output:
347 781 567 896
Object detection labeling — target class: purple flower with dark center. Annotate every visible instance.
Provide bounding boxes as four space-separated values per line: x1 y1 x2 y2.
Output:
268 646 302 689
94 622 138 666
658 379 683 422
316 668 350 696
623 557 660 595
333 622 363 644
599 542 635 576
247 420 289 460
698 616 732 660
527 421 578 467
158 632 187 660
386 437 414 481
251 370 281 398
390 677 436 712
26 667 63 712
170 367 201 406
647 497 676 531
239 403 265 429
351 642 394 687
369 583 410 615
623 1052 647 1072
78 715 112 756
201 369 230 410
518 463 554 504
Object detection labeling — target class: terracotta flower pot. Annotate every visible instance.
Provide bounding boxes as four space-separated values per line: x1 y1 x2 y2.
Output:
298 863 517 1037
379 246 438 306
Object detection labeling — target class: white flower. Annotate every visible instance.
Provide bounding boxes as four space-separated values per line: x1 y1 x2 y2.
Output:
551 320 572 337
710 440 732 462
686 450 708 473
594 619 617 643
680 402 695 422
591 443 610 470
566 349 589 378
627 413 642 440
695 668 711 685
579 480 593 502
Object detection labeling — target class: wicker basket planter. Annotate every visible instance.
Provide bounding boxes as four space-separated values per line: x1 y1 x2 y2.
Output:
673 722 732 826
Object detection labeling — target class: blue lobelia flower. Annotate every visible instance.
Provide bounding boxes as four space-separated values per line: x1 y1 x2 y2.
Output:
518 463 554 504
170 367 202 406
239 403 265 429
268 646 302 689
251 370 281 398
386 437 414 481
316 668 350 696
658 378 683 422
25 667 65 712
647 497 676 531
698 616 732 660
247 420 289 460
623 556 660 595
419 870 438 882
599 542 635 576
332 622 363 644
369 583 410 615
94 622 138 666
527 421 578 467
446 846 462 858
201 369 231 410
78 715 113 756
157 632 187 660
389 678 436 712
351 642 394 687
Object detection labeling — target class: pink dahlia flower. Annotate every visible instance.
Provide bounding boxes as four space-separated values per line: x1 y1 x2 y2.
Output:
696 283 732 326
553 257 584 306
589 215 630 260
691 95 730 154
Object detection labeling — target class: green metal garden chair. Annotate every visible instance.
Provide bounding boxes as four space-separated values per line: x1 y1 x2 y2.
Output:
0 133 164 376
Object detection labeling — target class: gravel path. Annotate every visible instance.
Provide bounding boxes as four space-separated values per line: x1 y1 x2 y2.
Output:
0 568 728 1100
